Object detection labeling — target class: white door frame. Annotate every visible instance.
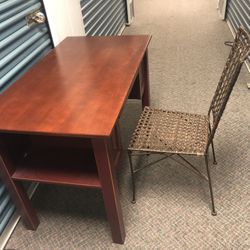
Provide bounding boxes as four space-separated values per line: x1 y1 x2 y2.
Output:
218 0 228 20
43 0 85 46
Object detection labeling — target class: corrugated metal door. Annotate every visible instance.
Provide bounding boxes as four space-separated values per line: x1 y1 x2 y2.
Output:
226 0 250 63
0 0 53 234
0 181 15 234
80 0 127 36
0 0 53 92
226 0 250 32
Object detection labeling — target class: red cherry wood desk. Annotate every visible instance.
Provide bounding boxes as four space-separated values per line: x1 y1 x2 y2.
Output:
0 35 151 244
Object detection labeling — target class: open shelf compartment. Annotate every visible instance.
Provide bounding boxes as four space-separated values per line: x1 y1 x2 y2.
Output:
2 134 101 189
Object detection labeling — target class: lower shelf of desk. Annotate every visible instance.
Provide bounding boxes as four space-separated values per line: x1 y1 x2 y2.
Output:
12 147 101 189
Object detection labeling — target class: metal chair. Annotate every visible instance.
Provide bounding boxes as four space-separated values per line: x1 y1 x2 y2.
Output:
127 27 250 216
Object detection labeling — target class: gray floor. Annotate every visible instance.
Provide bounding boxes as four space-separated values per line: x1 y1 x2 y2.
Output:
6 0 250 249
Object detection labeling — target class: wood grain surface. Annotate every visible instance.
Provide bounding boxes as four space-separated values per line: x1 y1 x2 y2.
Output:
0 36 151 137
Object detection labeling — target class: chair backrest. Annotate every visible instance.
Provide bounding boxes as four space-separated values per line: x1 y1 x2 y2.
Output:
207 27 250 147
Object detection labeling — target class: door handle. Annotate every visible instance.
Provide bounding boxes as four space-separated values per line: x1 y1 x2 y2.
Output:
26 10 46 26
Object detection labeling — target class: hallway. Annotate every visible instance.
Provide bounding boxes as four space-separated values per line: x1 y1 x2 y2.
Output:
6 0 250 249
124 0 249 112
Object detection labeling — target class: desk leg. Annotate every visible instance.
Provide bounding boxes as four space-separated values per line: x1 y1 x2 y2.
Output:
141 49 150 107
92 138 125 244
0 142 39 230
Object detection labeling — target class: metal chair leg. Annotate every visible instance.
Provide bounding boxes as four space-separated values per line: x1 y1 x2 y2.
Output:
205 155 217 216
128 151 136 204
209 124 217 165
211 140 217 165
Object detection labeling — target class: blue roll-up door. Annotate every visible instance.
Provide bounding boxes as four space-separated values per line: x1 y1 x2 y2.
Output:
0 181 15 234
226 0 250 63
0 0 53 235
80 0 127 36
0 0 53 92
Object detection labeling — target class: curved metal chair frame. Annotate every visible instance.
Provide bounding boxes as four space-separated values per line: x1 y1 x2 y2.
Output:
127 27 250 215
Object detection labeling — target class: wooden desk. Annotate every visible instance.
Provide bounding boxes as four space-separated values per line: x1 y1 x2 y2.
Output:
0 35 151 244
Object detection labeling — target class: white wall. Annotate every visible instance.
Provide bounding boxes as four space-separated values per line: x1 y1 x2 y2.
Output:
43 0 85 46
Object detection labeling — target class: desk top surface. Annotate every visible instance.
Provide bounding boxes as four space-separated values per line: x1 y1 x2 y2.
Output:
0 35 151 137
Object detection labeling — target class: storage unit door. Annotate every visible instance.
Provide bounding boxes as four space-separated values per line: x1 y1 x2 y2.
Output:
80 0 127 36
0 0 53 92
0 0 53 234
0 181 15 234
226 0 250 62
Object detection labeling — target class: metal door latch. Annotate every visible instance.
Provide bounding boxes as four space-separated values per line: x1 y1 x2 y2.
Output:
26 10 46 26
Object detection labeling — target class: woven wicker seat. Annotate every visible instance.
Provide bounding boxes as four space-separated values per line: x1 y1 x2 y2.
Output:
128 27 250 216
128 107 209 155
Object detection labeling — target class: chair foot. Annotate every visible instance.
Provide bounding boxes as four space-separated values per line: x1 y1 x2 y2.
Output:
211 211 217 216
213 161 217 165
131 200 136 204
